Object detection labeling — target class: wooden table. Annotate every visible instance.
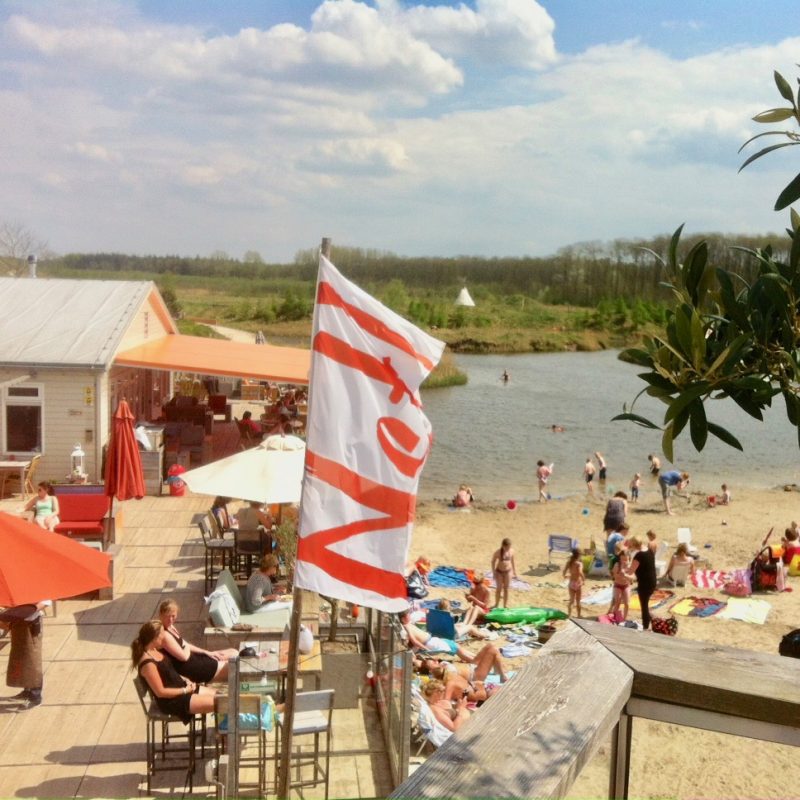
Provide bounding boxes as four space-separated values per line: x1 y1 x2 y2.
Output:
0 459 31 499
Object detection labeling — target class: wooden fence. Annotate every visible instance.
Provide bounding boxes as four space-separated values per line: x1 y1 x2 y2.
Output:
391 620 800 799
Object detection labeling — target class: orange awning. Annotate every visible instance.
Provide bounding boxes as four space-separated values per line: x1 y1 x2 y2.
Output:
115 335 310 385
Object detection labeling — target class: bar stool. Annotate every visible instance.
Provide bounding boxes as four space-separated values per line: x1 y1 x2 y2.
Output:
274 689 334 800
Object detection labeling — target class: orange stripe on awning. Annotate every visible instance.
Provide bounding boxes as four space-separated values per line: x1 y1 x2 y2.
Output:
115 335 310 385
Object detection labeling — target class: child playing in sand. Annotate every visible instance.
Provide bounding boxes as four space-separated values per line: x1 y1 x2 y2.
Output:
491 538 517 608
610 545 634 621
716 484 731 505
562 548 585 618
629 473 641 503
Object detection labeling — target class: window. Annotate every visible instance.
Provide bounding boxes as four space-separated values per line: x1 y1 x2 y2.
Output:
3 384 44 455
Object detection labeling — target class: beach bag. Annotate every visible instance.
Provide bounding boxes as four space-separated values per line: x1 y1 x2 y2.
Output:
751 546 780 592
651 616 678 636
406 569 428 599
779 628 800 659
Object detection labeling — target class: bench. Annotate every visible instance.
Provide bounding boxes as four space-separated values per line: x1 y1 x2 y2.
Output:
204 568 292 649
53 488 117 549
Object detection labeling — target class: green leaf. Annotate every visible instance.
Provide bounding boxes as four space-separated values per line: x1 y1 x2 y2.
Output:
775 171 800 211
689 400 708 451
667 225 684 273
611 412 661 429
706 422 743 451
618 348 652 367
784 391 800 425
752 108 796 123
791 207 800 231
774 70 795 103
661 425 674 463
664 382 709 423
739 141 800 172
791 219 800 270
729 391 765 420
670 406 691 440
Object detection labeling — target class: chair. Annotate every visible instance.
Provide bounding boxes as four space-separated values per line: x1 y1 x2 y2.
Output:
274 689 334 800
677 527 699 557
133 675 206 793
214 693 272 795
3 454 40 498
208 394 232 422
654 540 671 580
410 684 451 755
667 561 692 587
425 608 457 640
547 534 577 567
233 528 267 578
234 418 258 450
198 516 234 594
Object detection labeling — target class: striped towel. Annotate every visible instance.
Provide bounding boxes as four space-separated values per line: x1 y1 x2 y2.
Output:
691 569 732 589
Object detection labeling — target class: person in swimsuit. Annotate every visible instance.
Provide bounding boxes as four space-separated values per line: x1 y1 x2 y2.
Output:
23 482 60 532
658 470 690 515
647 453 661 476
422 679 471 732
463 571 491 626
536 460 553 503
491 538 517 609
602 491 628 534
400 611 476 662
562 548 585 618
418 643 510 704
594 452 607 483
610 547 634 621
132 620 216 722
583 458 596 494
158 600 238 684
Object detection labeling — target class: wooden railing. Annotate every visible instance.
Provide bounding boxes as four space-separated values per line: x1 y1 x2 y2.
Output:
391 620 800 799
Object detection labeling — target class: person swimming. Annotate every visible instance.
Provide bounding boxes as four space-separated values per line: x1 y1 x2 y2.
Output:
501 370 510 384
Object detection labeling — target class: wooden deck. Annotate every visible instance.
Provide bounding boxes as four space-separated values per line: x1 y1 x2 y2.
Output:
0 492 392 799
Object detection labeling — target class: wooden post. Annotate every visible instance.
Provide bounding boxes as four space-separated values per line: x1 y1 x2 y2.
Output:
277 236 330 798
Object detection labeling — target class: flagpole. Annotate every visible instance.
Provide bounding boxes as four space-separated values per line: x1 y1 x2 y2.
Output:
277 236 330 799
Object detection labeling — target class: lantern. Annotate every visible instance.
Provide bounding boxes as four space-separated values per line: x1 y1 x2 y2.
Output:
71 443 86 480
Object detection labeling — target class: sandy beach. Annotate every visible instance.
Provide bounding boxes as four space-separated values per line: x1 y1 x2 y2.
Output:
410 484 800 799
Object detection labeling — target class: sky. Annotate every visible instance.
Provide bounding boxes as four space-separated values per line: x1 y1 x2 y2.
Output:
1 0 799 262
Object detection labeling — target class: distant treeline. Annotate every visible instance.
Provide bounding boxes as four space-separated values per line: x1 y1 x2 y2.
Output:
47 231 789 307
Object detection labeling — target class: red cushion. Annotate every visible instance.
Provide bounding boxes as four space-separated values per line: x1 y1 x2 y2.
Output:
55 522 104 536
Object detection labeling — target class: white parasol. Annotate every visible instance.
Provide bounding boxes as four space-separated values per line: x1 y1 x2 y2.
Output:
182 434 305 504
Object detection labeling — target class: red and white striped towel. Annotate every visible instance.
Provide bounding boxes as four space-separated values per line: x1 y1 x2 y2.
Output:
691 569 732 589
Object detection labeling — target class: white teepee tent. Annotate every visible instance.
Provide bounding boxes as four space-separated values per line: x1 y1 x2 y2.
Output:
454 286 475 307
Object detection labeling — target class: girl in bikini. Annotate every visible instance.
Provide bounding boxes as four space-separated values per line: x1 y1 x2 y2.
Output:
610 545 634 621
562 547 585 618
491 538 517 609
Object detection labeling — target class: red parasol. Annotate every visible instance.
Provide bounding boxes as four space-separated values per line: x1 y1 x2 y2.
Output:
105 399 145 501
0 512 112 606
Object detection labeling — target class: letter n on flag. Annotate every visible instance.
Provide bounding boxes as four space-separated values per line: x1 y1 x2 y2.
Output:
294 255 445 612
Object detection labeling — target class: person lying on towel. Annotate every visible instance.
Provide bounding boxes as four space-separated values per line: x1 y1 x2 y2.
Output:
399 610 475 662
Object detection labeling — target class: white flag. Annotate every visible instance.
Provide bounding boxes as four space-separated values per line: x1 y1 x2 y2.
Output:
295 255 445 612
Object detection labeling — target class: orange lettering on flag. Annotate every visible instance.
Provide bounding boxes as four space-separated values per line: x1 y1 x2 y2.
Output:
298 450 414 598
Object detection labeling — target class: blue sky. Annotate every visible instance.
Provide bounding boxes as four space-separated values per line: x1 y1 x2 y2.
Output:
1 0 798 262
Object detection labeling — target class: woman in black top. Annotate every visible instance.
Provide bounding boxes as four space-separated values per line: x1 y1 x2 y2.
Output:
629 536 657 630
158 599 237 684
132 620 216 722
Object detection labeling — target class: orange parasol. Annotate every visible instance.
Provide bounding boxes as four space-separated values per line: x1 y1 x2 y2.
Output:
0 512 112 606
104 399 145 501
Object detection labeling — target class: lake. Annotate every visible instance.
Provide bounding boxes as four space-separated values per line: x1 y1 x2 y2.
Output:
418 351 800 502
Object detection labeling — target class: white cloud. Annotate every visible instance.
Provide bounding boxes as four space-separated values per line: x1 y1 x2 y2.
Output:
0 1 797 261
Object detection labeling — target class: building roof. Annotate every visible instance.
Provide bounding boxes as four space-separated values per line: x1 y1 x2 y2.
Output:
0 277 168 369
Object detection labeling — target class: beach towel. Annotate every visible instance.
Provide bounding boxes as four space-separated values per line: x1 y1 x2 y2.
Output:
669 596 727 617
484 571 531 591
630 589 674 612
500 644 534 658
427 566 472 589
582 586 614 606
717 597 771 624
691 569 732 589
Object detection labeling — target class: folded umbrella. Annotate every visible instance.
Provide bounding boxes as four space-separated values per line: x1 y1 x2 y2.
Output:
0 512 112 606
